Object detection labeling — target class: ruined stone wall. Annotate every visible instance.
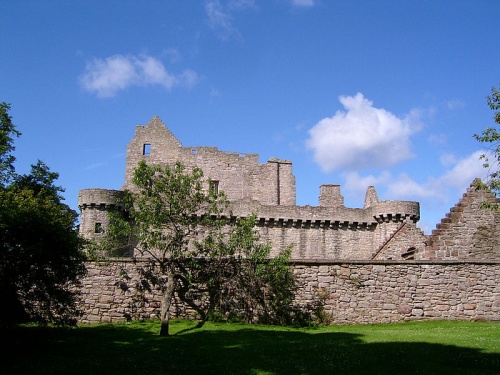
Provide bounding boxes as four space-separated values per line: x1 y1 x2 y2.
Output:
79 116 425 261
257 224 376 260
78 117 500 265
123 116 296 206
372 223 427 260
79 260 500 324
295 261 500 324
229 198 421 260
424 181 500 260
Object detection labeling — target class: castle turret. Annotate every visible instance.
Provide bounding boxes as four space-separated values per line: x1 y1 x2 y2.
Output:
371 200 420 224
78 188 124 240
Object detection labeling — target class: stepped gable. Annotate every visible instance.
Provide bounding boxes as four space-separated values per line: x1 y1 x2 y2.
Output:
423 179 500 260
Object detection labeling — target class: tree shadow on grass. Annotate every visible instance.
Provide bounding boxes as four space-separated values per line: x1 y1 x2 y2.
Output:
2 323 499 375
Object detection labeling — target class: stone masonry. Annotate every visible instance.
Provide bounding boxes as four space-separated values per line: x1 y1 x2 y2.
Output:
78 116 500 324
80 260 500 324
79 116 425 261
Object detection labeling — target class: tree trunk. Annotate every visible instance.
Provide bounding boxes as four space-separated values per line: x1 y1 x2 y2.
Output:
159 270 175 336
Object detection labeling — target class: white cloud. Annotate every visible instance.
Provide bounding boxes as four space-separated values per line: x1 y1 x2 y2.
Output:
292 0 315 7
428 133 447 146
80 54 198 98
439 152 456 167
343 171 391 196
228 0 256 10
446 99 466 110
343 151 487 203
340 150 487 233
306 93 421 172
84 162 106 171
162 48 182 63
439 150 487 190
205 1 241 41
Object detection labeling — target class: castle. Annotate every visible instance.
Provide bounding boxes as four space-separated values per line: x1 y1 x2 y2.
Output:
78 116 499 261
77 116 500 324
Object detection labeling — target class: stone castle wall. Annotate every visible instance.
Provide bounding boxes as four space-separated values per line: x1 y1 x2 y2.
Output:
78 116 500 262
123 116 296 206
79 116 423 259
423 181 500 260
79 260 500 324
77 116 500 325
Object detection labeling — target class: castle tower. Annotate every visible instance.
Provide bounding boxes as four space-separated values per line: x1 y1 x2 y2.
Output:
78 188 124 240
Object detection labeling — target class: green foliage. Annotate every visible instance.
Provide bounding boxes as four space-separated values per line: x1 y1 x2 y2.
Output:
194 215 296 325
0 102 21 187
102 160 296 334
0 104 86 328
474 84 500 197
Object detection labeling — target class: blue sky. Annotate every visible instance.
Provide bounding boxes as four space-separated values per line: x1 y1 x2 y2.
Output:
1 0 499 233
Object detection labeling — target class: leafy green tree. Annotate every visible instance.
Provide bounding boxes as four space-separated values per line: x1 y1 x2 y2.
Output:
195 215 295 325
0 103 20 187
0 103 86 328
104 160 295 336
474 84 500 196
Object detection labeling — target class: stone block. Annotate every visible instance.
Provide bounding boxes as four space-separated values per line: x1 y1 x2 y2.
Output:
463 303 476 310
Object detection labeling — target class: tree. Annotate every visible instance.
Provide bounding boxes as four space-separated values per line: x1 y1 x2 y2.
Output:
194 215 295 325
474 84 500 196
0 103 20 187
0 104 86 328
104 160 295 336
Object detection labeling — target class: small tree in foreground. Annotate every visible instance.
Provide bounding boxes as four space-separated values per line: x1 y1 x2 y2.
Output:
474 84 500 198
103 160 295 336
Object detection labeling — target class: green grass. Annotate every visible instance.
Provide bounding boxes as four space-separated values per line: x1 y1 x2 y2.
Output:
2 320 499 374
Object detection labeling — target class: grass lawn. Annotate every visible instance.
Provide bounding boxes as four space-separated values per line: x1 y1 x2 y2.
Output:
1 320 499 374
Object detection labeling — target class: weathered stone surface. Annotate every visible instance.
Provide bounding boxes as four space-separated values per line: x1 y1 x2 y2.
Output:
78 117 424 261
78 261 500 325
75 117 500 325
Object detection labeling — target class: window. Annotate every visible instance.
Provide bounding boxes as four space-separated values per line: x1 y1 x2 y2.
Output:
210 180 219 195
191 149 197 155
94 222 103 234
143 143 151 156
401 247 416 260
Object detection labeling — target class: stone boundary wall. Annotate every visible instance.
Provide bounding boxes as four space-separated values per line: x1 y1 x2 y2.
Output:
79 260 500 324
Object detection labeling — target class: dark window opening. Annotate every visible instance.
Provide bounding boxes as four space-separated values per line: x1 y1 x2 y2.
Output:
402 247 416 260
143 144 151 156
95 222 103 234
192 149 197 155
210 180 219 195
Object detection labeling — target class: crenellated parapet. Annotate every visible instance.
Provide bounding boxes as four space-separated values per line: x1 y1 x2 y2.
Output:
78 188 124 209
371 200 420 224
78 116 426 260
78 188 124 239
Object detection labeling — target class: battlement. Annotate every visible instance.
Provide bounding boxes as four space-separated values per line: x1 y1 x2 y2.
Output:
79 116 428 260
78 188 124 239
78 188 124 209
